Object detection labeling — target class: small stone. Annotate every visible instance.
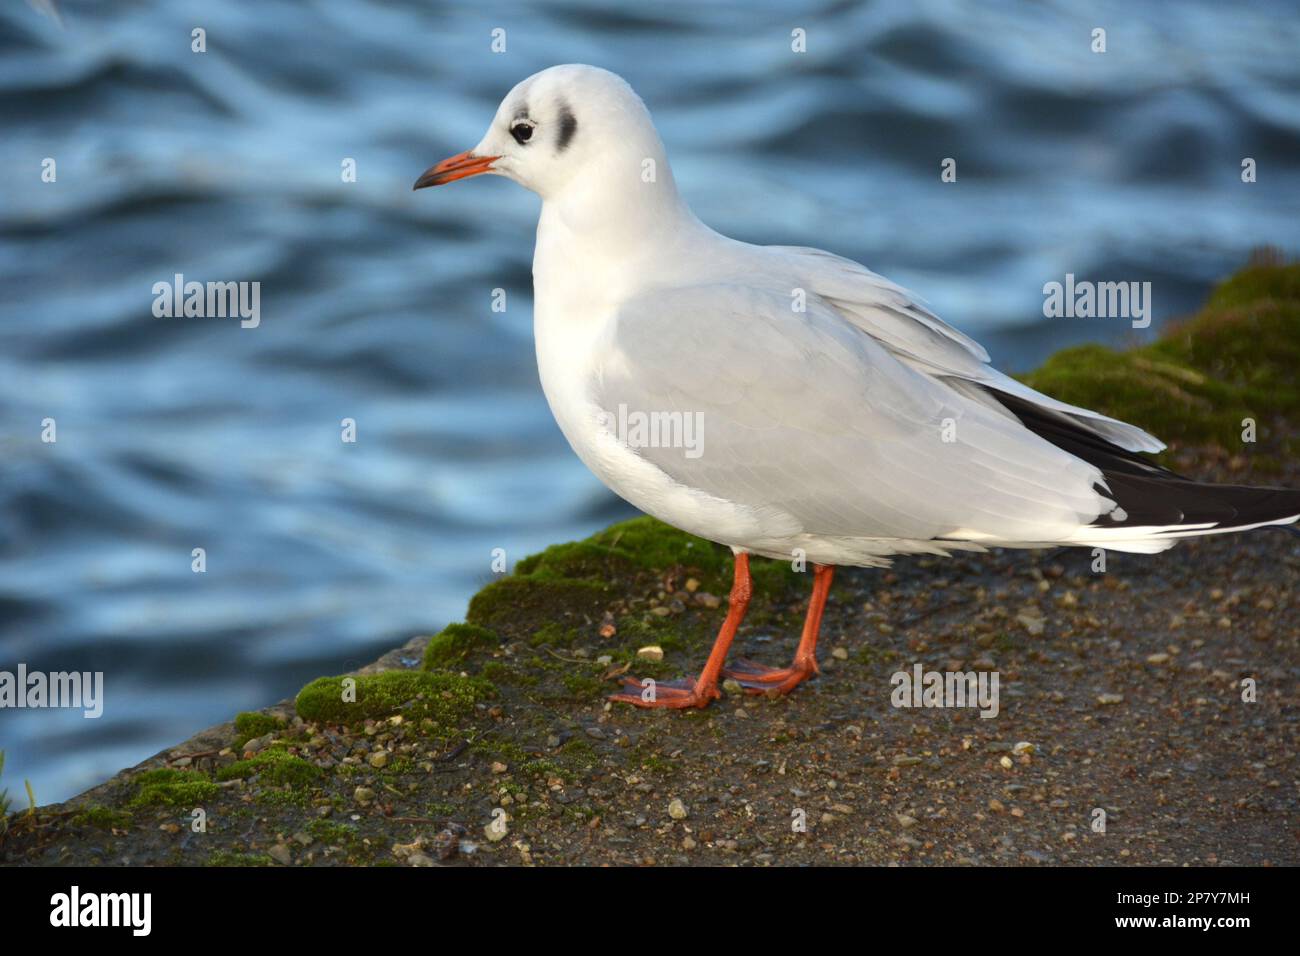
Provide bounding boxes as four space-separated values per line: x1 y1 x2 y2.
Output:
896 814 918 828
637 645 664 661
485 812 509 842
491 761 508 774
649 606 672 618
685 578 700 593
1015 611 1045 635
1011 741 1035 756
667 798 689 820
243 733 272 754
1146 652 1170 665
368 751 389 769
999 756 1013 769
722 678 745 696
682 836 697 850
892 755 922 766
407 852 436 867
1096 693 1124 706
831 647 849 661
353 786 376 806
268 844 292 866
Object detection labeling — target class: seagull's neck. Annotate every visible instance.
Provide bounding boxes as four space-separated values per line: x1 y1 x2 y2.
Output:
538 152 706 272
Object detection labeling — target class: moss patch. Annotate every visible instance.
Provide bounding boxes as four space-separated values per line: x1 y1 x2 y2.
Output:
233 711 284 749
294 670 494 730
129 768 219 809
422 623 499 670
71 806 133 830
467 576 609 632
216 750 322 788
1019 259 1300 458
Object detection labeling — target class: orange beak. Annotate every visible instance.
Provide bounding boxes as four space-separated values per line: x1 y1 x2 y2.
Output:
413 150 499 189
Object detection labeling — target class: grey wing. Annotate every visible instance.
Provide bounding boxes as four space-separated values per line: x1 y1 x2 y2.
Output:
594 283 1113 545
770 245 1165 453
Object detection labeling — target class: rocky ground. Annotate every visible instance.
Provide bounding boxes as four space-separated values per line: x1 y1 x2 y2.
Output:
2 260 1297 867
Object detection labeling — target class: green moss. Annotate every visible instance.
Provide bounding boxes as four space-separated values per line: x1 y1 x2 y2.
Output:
468 576 609 631
216 750 321 788
232 711 284 749
71 806 133 830
206 850 273 867
294 670 494 730
422 623 499 670
308 818 362 847
1019 260 1300 456
130 768 219 809
528 622 582 648
254 788 311 809
480 660 539 686
517 516 729 587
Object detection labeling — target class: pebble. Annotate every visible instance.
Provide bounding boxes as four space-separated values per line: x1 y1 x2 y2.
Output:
491 761 508 774
353 786 376 806
1096 693 1124 706
268 844 292 866
637 645 665 661
831 647 849 661
368 751 389 769
485 812 509 842
1146 652 1170 665
896 814 918 828
1011 741 1035 756
667 798 689 820
1015 612 1045 635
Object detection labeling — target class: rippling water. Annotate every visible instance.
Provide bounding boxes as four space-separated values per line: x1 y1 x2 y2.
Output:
2 0 1298 802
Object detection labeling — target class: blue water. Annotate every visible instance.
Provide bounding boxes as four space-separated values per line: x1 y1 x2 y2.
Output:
2 0 1298 804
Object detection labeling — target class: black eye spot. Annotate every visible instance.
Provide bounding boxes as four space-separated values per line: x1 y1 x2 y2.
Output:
556 102 578 153
511 121 534 145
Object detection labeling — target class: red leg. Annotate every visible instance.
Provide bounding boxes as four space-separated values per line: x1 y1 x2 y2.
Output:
724 563 834 695
610 552 752 709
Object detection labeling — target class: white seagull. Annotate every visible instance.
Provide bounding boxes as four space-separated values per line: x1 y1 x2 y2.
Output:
415 64 1300 709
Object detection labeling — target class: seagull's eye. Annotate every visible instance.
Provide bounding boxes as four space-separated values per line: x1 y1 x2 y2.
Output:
510 121 535 145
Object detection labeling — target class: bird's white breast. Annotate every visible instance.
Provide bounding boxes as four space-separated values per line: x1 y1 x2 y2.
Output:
530 209 783 549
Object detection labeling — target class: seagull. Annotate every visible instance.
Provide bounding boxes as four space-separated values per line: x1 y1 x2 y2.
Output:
415 64 1300 709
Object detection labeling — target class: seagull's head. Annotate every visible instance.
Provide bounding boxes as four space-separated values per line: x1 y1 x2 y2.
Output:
414 64 675 205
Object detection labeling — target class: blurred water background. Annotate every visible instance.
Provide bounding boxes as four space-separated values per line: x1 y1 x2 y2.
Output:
1 0 1298 803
